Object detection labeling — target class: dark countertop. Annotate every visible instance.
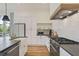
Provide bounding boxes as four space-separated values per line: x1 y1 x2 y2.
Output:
50 36 79 56
0 38 20 53
60 44 79 56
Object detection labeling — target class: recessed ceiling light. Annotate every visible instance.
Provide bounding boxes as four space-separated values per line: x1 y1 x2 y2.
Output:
59 16 63 18
68 10 72 13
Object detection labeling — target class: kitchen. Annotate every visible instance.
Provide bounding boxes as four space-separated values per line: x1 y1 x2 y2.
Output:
0 3 79 56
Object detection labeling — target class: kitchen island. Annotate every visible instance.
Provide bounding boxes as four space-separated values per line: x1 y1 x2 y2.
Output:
0 37 20 56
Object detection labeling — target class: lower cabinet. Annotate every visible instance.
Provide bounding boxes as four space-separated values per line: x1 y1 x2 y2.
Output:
14 38 27 56
60 47 71 56
0 43 19 56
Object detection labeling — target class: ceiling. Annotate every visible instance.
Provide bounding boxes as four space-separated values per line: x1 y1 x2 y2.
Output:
60 4 79 10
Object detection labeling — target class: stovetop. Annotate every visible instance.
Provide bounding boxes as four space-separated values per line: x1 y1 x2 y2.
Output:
58 37 79 44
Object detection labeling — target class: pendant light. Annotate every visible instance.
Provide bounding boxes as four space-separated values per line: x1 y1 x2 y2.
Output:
2 3 10 21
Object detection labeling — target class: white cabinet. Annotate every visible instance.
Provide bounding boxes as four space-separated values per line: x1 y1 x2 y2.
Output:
26 36 50 51
60 47 71 56
14 38 27 56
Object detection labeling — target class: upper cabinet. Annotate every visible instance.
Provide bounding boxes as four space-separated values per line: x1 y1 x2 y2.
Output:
50 4 79 20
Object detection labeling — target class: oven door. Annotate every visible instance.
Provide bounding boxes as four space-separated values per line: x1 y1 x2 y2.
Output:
50 39 59 56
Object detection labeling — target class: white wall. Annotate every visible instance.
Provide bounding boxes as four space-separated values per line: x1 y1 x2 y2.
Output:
0 3 61 24
0 3 51 36
52 13 79 42
0 3 5 15
7 3 51 23
7 3 50 37
49 3 60 17
0 3 62 37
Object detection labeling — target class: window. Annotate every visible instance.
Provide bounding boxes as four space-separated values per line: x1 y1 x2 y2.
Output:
0 16 10 38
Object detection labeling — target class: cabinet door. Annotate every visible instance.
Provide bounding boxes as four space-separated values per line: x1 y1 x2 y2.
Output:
60 47 71 56
20 39 26 56
16 38 27 56
3 45 19 56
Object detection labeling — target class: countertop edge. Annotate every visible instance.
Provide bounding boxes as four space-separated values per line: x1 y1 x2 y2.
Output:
0 40 20 53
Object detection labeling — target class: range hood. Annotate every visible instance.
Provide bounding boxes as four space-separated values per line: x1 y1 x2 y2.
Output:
50 4 79 20
51 10 78 20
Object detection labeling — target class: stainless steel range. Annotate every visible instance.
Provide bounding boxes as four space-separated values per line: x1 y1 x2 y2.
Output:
50 37 79 56
50 38 60 56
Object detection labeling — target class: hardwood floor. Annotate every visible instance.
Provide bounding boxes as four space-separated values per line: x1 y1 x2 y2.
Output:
25 45 49 56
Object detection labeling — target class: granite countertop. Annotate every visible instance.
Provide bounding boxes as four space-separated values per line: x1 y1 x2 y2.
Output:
0 38 20 53
60 44 79 56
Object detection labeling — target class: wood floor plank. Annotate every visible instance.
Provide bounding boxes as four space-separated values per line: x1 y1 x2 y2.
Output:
25 45 49 56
